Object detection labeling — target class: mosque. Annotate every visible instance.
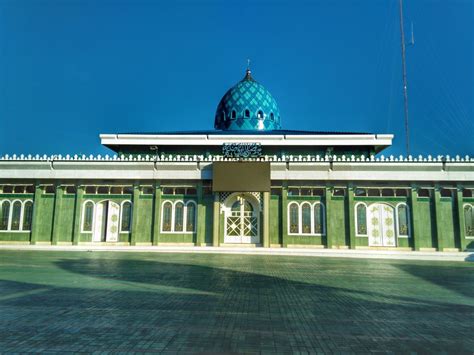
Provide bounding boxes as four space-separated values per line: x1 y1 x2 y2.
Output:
0 69 473 251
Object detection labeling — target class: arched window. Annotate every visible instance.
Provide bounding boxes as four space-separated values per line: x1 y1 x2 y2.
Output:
186 202 196 232
120 201 132 232
270 113 274 121
397 203 410 237
231 110 236 119
162 202 172 232
314 203 324 234
174 202 184 232
11 201 22 231
0 201 10 230
243 200 253 216
245 109 250 118
356 203 367 235
231 200 240 216
464 204 474 237
257 110 264 119
82 201 94 232
301 203 311 234
22 201 33 231
289 203 299 234
162 200 197 233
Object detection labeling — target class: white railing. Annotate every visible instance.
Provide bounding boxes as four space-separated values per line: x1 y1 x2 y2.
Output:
0 153 473 163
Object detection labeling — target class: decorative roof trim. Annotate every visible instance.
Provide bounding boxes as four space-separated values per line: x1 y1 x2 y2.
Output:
99 133 394 148
0 153 472 163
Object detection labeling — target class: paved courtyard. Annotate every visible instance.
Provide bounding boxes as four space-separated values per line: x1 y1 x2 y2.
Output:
0 250 472 354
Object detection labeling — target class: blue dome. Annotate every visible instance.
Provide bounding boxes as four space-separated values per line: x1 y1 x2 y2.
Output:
214 70 281 131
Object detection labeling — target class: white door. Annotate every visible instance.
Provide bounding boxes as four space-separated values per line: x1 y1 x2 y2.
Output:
368 204 396 247
381 204 396 246
106 201 120 242
93 201 107 242
225 197 259 244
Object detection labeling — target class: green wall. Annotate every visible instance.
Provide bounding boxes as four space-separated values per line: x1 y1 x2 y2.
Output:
0 181 471 251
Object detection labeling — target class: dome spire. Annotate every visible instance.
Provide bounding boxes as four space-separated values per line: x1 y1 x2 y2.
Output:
244 58 254 81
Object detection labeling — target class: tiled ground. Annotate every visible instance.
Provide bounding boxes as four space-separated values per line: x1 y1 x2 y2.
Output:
0 251 472 354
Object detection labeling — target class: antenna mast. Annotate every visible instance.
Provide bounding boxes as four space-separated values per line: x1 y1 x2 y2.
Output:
399 0 410 155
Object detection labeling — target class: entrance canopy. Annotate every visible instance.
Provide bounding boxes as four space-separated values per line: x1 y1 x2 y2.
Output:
212 162 270 192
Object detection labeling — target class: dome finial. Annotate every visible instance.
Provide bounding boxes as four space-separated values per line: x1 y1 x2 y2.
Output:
244 58 254 81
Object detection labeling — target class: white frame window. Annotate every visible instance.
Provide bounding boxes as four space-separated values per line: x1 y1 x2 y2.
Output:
119 200 132 233
287 201 325 236
81 200 95 233
0 199 34 232
395 203 411 238
161 200 197 233
463 203 474 239
355 202 368 237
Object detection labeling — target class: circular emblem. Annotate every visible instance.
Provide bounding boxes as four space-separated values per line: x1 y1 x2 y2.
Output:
111 215 118 222
111 226 118 233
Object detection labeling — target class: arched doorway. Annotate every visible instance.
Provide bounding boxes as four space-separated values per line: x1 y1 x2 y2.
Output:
224 194 260 244
367 203 396 247
92 200 120 242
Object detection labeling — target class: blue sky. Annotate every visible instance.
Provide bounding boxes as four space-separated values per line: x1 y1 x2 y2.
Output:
0 0 472 156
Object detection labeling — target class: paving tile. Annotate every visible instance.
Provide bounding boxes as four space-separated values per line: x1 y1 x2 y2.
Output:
0 250 472 353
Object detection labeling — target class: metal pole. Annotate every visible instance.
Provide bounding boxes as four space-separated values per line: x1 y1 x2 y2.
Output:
399 0 410 155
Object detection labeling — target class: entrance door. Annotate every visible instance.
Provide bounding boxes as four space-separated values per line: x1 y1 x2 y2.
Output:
225 196 259 244
368 203 396 247
93 201 108 242
106 201 120 242
92 200 120 243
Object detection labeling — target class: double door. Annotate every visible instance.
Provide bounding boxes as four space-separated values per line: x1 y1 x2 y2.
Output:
225 197 259 244
367 203 396 247
92 200 120 242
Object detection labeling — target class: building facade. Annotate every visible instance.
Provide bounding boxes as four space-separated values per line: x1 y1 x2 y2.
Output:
1 70 473 251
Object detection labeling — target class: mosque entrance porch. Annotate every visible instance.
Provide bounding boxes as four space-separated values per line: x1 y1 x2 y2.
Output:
223 193 260 244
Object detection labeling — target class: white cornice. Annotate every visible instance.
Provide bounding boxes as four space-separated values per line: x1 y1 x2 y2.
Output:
0 161 473 183
99 133 394 148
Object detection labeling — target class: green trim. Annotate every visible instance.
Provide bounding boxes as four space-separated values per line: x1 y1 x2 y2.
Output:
354 196 408 202
440 197 453 202
347 186 356 249
287 196 323 201
29 185 43 245
130 184 140 246
196 182 205 246
212 193 219 246
51 185 64 245
72 185 84 245
0 194 34 198
83 194 131 198
263 191 270 248
152 182 162 246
